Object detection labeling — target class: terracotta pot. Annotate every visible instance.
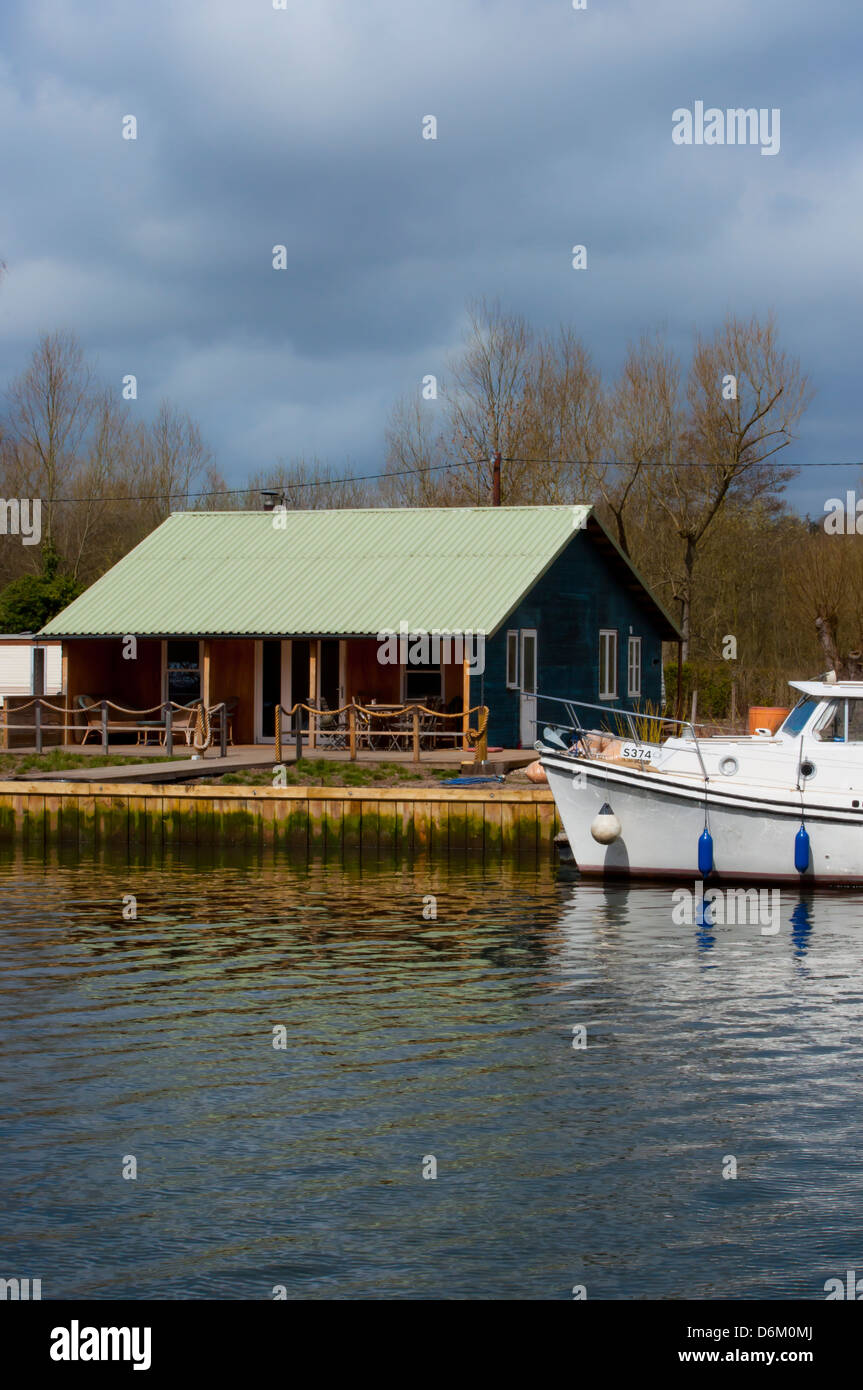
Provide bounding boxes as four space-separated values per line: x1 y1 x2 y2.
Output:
747 706 790 734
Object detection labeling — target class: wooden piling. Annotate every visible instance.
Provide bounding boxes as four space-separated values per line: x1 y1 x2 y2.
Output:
0 780 561 859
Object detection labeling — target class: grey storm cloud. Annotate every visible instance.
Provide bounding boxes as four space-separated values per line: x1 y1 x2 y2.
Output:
0 0 861 513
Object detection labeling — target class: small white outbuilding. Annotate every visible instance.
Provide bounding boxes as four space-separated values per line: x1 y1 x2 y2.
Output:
0 635 63 699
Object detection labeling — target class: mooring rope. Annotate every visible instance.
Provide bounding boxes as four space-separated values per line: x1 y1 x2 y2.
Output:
271 700 489 761
193 701 212 751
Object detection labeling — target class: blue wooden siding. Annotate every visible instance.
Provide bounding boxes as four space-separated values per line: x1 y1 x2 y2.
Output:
474 529 668 748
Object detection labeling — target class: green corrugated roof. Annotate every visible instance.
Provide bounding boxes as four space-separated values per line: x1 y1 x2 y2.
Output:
40 505 678 639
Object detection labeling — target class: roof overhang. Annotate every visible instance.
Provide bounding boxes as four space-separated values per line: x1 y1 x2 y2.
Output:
789 679 863 698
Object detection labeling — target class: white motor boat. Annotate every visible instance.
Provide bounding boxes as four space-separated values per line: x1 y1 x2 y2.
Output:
538 681 863 884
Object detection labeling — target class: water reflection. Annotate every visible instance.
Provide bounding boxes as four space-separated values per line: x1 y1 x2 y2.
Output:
790 898 815 959
1 845 863 1300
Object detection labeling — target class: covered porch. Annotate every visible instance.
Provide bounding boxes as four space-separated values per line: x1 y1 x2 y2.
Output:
56 635 485 756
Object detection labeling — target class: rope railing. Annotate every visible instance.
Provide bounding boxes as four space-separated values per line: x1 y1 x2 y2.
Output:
0 695 491 765
0 697 230 758
274 700 489 763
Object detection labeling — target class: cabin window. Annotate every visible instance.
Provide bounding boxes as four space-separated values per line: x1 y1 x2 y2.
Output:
627 636 642 698
599 629 618 700
404 653 442 703
166 640 201 705
815 702 844 742
821 699 863 742
506 631 519 689
779 698 819 737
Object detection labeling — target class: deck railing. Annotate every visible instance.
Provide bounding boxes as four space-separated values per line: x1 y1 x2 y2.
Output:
274 701 489 763
531 693 709 780
0 698 230 757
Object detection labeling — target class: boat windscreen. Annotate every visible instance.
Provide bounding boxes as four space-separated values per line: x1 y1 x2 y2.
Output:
779 697 820 736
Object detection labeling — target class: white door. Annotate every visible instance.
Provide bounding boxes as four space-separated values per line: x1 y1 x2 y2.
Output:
519 629 537 746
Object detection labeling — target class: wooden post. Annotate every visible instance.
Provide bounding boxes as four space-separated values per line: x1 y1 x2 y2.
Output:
101 700 108 752
35 700 42 755
202 640 211 712
61 646 69 748
339 638 347 708
462 658 470 752
477 706 488 762
349 704 357 761
412 705 420 763
675 639 683 722
308 643 318 750
165 702 173 756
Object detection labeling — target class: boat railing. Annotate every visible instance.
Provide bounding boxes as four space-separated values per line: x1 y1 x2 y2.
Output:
531 693 710 782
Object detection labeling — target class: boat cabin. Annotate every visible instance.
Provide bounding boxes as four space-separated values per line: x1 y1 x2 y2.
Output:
776 681 863 743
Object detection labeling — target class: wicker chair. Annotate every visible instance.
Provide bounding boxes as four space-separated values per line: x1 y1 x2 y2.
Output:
160 701 199 747
314 697 348 749
76 695 141 745
207 697 238 747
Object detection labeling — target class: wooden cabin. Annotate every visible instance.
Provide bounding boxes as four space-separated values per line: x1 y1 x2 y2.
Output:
40 505 680 749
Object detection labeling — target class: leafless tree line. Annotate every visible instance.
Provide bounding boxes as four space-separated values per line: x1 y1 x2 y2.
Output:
3 311 859 684
383 301 814 663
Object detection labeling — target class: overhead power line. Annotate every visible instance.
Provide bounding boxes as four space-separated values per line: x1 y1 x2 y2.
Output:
37 454 863 507
504 458 863 471
46 457 487 505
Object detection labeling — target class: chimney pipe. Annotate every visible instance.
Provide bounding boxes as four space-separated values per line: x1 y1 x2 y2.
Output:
492 452 501 506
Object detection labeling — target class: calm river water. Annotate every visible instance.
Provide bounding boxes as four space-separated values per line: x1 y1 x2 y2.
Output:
2 847 862 1300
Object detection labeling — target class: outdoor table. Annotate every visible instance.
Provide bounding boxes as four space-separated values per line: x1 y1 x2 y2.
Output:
363 704 422 752
136 720 166 746
361 704 407 750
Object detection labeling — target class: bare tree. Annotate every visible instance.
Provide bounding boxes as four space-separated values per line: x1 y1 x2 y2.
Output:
790 524 863 678
380 394 451 506
597 333 683 556
128 401 213 528
655 313 811 658
519 327 604 503
5 330 95 562
64 390 133 581
445 299 535 503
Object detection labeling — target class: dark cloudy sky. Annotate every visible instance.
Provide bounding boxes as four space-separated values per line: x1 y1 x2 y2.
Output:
0 0 859 516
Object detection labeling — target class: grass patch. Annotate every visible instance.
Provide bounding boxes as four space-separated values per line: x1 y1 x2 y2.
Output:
216 759 448 788
0 750 189 777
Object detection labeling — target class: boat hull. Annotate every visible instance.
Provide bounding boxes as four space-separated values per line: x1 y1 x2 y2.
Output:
542 754 863 885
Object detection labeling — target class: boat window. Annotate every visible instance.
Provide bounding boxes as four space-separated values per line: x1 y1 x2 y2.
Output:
779 698 820 737
847 701 863 741
814 702 844 742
